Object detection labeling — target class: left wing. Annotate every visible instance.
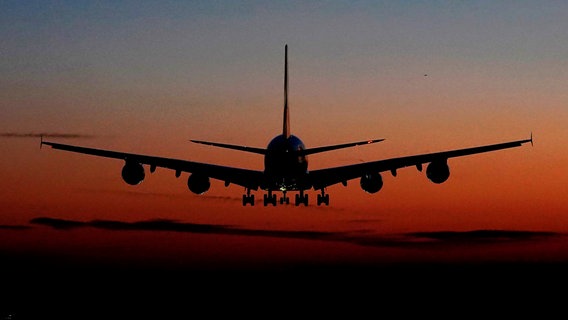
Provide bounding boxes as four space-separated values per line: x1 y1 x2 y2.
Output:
40 141 264 190
309 136 533 190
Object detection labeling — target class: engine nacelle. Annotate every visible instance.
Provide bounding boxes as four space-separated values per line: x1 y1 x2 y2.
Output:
121 162 145 185
426 159 450 184
360 172 383 194
187 174 210 194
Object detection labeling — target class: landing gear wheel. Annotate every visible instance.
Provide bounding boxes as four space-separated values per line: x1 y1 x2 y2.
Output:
242 194 255 206
295 193 308 206
264 193 277 206
317 194 330 206
280 192 290 205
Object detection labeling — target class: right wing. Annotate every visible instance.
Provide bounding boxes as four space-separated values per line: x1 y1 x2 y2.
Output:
309 136 533 190
41 141 264 190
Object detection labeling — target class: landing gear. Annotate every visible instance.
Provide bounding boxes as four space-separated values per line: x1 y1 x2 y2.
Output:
317 189 329 206
295 190 308 206
263 191 277 206
242 189 312 206
242 189 255 206
279 191 290 205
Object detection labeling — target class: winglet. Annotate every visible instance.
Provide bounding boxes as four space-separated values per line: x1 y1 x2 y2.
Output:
40 134 43 149
530 132 533 147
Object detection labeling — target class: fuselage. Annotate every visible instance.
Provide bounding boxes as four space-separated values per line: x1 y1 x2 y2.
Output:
263 134 308 191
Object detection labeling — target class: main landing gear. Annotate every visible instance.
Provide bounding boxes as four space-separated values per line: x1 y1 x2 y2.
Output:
242 189 327 206
295 190 308 206
263 191 277 206
317 189 329 206
242 189 255 206
264 191 292 206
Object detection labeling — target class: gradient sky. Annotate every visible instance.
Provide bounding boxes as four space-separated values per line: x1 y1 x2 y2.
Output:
1 1 568 281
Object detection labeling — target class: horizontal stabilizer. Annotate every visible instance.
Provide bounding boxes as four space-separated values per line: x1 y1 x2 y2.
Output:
301 139 385 156
190 140 266 155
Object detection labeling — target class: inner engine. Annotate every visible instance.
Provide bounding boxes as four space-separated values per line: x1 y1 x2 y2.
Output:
360 172 383 194
426 159 450 184
187 173 211 194
121 162 145 185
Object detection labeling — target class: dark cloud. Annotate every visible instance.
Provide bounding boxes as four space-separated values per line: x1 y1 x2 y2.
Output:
29 216 562 248
408 230 557 242
0 132 94 139
0 224 32 230
29 217 86 230
29 217 341 240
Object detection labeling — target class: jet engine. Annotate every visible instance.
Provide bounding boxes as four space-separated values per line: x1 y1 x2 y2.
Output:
360 172 383 194
121 162 145 185
187 173 211 194
426 159 450 184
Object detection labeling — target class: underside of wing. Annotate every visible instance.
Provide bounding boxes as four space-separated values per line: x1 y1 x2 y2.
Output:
41 141 264 191
309 137 532 190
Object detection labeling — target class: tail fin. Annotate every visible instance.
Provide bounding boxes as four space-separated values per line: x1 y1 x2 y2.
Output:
283 44 290 138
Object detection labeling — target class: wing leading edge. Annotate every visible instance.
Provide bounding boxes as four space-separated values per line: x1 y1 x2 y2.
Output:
40 141 264 191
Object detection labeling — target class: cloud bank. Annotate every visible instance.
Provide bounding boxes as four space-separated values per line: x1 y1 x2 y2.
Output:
29 216 561 249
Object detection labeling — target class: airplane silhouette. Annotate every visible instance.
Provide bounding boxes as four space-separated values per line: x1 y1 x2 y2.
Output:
41 45 532 206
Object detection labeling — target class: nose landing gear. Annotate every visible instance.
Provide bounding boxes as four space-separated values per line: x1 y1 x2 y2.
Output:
280 191 290 204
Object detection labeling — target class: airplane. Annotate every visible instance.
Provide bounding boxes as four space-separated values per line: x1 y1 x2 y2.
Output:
41 45 533 207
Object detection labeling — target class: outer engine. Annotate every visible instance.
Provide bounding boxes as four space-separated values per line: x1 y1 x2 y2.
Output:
360 172 383 194
121 162 145 185
426 159 450 184
187 173 211 194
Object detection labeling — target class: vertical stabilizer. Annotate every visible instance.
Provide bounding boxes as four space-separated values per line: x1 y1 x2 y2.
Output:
283 44 290 138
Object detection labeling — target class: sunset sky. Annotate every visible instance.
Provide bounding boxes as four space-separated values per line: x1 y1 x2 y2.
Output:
1 1 568 311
